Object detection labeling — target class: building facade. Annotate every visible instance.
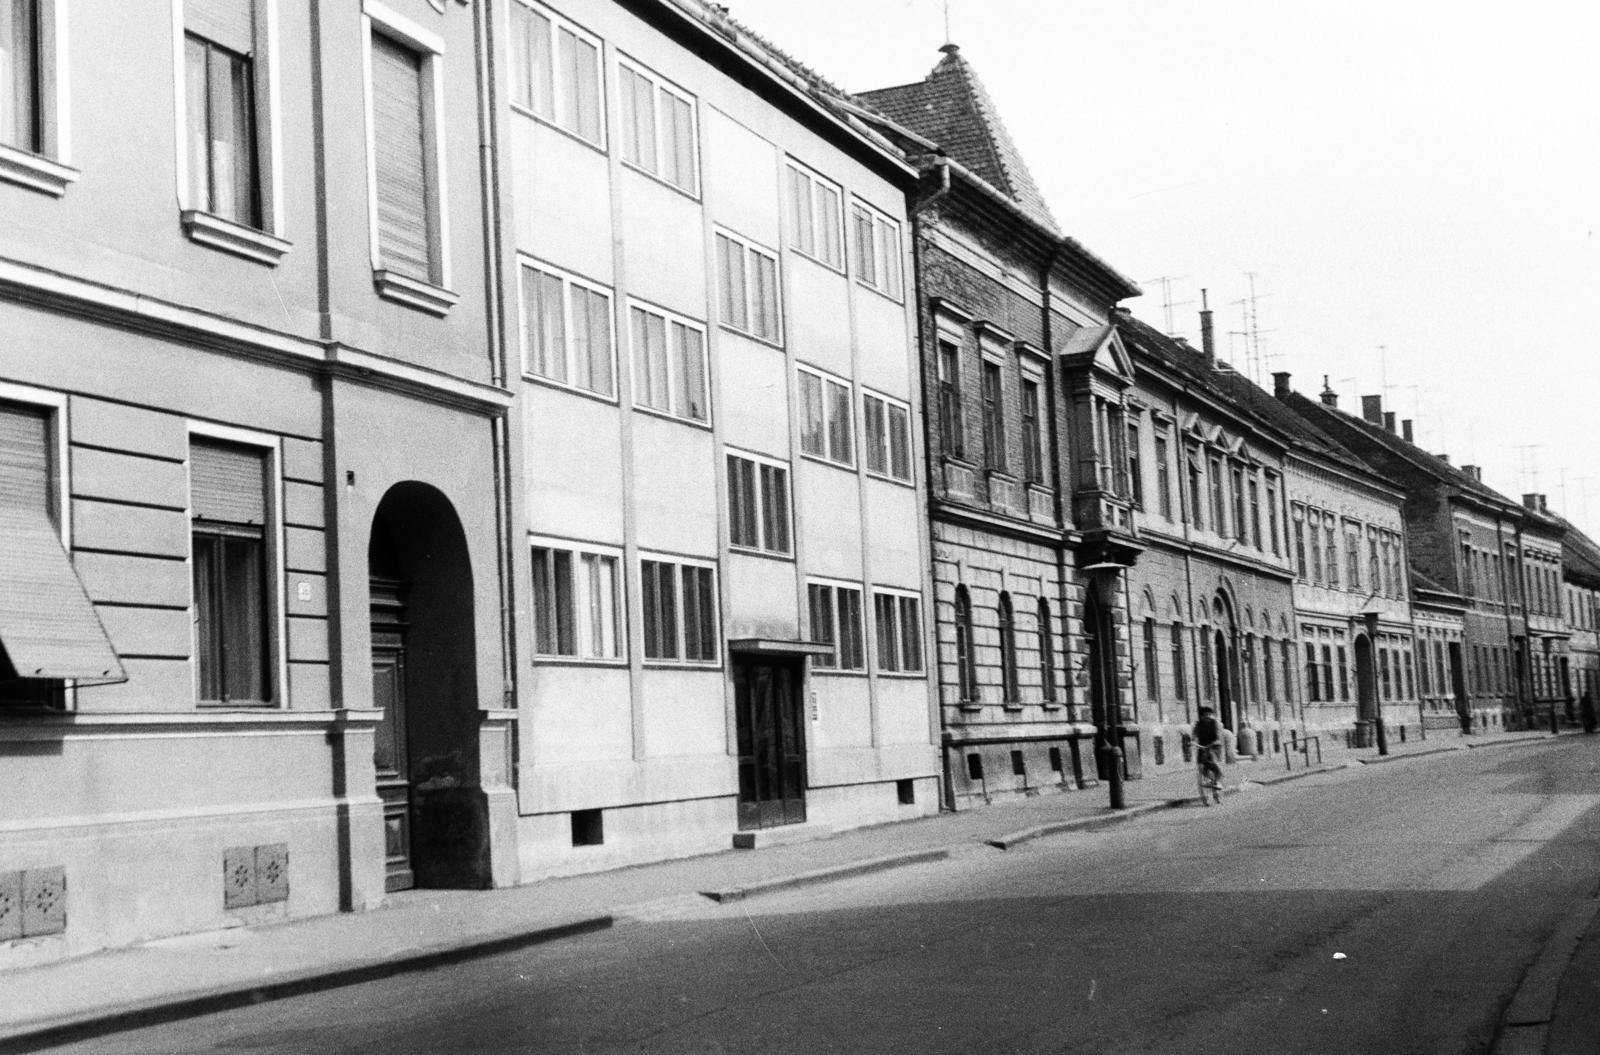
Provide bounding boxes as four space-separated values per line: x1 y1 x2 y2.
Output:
1 0 517 961
501 0 941 877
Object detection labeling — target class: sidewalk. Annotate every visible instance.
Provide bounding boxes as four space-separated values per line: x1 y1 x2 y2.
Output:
0 729 1559 1051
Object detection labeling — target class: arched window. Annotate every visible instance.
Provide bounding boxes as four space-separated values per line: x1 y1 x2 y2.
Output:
1198 629 1213 703
1263 636 1275 700
1143 617 1159 698
998 592 1018 702
1305 641 1319 702
1244 633 1259 701
955 585 975 702
1170 623 1187 701
1038 598 1056 702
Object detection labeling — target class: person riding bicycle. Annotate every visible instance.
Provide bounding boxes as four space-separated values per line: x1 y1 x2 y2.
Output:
1193 706 1224 785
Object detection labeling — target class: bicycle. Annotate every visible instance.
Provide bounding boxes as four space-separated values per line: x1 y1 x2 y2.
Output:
1195 742 1223 806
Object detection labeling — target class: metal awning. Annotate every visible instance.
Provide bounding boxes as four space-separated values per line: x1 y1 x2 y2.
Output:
0 504 125 682
727 638 835 657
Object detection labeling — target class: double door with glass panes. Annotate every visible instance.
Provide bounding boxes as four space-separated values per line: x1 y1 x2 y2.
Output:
734 657 806 830
370 577 413 892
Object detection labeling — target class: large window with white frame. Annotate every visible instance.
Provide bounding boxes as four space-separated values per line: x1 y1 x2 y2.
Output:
521 260 614 397
808 579 864 671
508 0 602 146
715 229 781 344
786 159 843 269
861 389 911 482
0 0 72 195
851 200 901 299
726 450 791 557
617 56 695 193
639 555 717 664
530 538 623 661
797 365 853 467
629 300 707 423
179 0 274 236
873 588 923 674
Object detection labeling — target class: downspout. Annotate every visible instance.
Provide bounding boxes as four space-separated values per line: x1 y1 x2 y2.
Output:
1040 236 1078 738
1175 381 1202 729
1495 515 1522 725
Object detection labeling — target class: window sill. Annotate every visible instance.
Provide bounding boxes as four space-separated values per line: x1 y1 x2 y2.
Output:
728 545 795 563
182 210 291 266
0 144 79 197
509 103 607 155
619 157 700 202
799 450 856 473
530 657 629 668
633 403 713 431
877 669 928 679
373 269 459 316
812 668 869 678
864 469 916 489
788 246 847 277
717 322 784 350
855 278 904 306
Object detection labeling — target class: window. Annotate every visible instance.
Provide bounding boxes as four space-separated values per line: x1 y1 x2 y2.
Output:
617 58 695 193
1 0 73 195
1321 644 1334 701
530 540 621 660
1143 617 1159 698
1264 637 1275 700
716 230 780 343
365 16 452 309
809 581 864 671
1021 376 1043 484
1188 450 1204 527
1309 511 1323 585
1247 477 1261 548
786 161 842 268
522 262 614 396
1265 474 1280 554
1209 455 1225 533
798 366 853 466
998 593 1018 701
852 202 901 298
1127 423 1143 509
1338 645 1350 700
1155 434 1172 518
938 338 964 459
873 589 923 674
1293 508 1308 578
1199 631 1213 702
954 585 975 701
981 359 1005 471
1171 624 1187 701
630 302 707 422
1346 524 1362 589
862 391 912 482
183 1 262 228
1325 518 1339 588
726 451 790 556
640 557 717 664
508 0 601 144
1231 465 1246 541
190 438 272 705
1305 642 1319 701
1039 599 1056 701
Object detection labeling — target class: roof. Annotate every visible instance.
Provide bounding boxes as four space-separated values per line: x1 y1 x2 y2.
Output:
1551 513 1600 584
856 45 1059 232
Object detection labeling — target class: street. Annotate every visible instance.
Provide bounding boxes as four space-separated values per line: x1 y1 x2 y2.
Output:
43 740 1600 1055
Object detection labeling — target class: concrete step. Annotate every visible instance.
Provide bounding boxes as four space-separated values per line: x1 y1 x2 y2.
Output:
731 821 836 850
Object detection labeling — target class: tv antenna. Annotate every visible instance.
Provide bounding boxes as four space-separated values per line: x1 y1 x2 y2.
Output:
1142 276 1193 338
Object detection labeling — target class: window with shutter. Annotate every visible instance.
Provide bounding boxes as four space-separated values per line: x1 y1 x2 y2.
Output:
371 32 435 283
190 438 272 705
3 0 41 153
184 0 260 228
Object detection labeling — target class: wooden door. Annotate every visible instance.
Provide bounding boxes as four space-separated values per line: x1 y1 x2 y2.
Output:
371 575 414 892
735 658 807 831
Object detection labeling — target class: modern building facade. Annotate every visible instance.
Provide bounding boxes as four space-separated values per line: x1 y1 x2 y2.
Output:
500 0 940 877
1 0 518 962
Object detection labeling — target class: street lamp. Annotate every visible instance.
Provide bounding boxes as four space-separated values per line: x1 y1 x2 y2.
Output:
1362 609 1389 756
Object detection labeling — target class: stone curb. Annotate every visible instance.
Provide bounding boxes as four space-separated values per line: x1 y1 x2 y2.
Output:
1492 896 1600 1055
985 800 1181 850
698 847 952 903
1465 734 1557 750
0 912 614 1053
1247 763 1353 785
1358 745 1465 765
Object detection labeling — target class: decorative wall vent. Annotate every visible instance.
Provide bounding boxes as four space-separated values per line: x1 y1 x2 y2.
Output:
0 867 67 939
223 844 290 909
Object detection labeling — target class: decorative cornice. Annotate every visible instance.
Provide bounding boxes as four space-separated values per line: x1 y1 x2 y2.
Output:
181 211 293 267
0 144 79 197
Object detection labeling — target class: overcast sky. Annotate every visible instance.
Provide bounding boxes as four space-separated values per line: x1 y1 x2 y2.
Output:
727 0 1600 539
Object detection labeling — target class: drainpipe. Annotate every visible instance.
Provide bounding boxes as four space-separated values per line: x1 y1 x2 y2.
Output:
1040 234 1080 747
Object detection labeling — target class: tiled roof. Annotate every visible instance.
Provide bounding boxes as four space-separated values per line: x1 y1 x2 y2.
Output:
856 45 1059 232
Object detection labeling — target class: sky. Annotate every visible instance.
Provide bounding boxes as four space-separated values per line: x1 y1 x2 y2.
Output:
725 0 1600 539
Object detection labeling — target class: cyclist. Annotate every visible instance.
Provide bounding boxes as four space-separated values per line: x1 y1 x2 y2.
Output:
1192 706 1224 800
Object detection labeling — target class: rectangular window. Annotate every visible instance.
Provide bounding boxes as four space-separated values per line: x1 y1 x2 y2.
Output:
530 541 621 660
786 161 843 269
716 230 781 343
618 59 696 193
798 366 854 467
808 581 864 671
1247 477 1261 548
2 0 40 153
521 261 614 396
1127 422 1143 509
981 359 1005 471
726 451 790 556
1309 510 1323 585
1188 451 1204 527
862 391 912 482
1265 475 1281 554
190 438 272 705
1155 434 1172 518
938 338 964 459
1021 377 1042 484
852 202 901 298
1346 525 1362 589
641 557 716 664
184 1 260 228
1293 508 1308 579
873 590 923 674
1209 455 1225 533
367 23 444 289
629 302 707 423
509 0 601 144
1170 624 1187 701
1325 518 1339 588
1230 465 1246 541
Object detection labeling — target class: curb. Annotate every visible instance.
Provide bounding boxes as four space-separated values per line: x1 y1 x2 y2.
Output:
986 800 1179 850
1358 745 1465 765
1492 896 1600 1055
1247 763 1353 785
0 912 614 1053
699 847 951 903
1466 735 1557 750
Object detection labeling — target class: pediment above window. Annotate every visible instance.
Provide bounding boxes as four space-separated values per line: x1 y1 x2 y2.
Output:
1056 323 1134 388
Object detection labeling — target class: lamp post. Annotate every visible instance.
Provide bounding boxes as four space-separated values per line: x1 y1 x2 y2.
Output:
1362 609 1389 756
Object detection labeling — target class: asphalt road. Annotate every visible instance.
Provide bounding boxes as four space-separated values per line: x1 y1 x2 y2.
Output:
47 739 1600 1055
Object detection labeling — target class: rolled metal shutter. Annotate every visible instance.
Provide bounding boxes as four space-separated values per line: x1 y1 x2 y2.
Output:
371 32 433 281
186 0 254 54
190 439 266 525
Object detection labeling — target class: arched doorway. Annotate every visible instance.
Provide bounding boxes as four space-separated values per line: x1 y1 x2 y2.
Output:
1084 587 1117 781
1214 628 1234 730
369 483 486 891
1355 633 1376 746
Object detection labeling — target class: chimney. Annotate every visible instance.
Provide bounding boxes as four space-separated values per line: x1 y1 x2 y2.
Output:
1319 375 1338 407
1383 411 1397 433
1462 464 1482 482
1199 289 1215 370
1523 493 1549 513
1437 453 1450 465
1273 371 1291 399
1361 395 1383 425
1402 419 1414 443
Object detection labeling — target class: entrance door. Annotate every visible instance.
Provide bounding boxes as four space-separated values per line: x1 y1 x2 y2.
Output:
370 577 413 892
734 657 806 831
1449 641 1470 731
1214 630 1234 730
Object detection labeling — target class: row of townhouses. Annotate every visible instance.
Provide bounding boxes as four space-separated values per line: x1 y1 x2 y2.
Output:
3 0 1597 959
